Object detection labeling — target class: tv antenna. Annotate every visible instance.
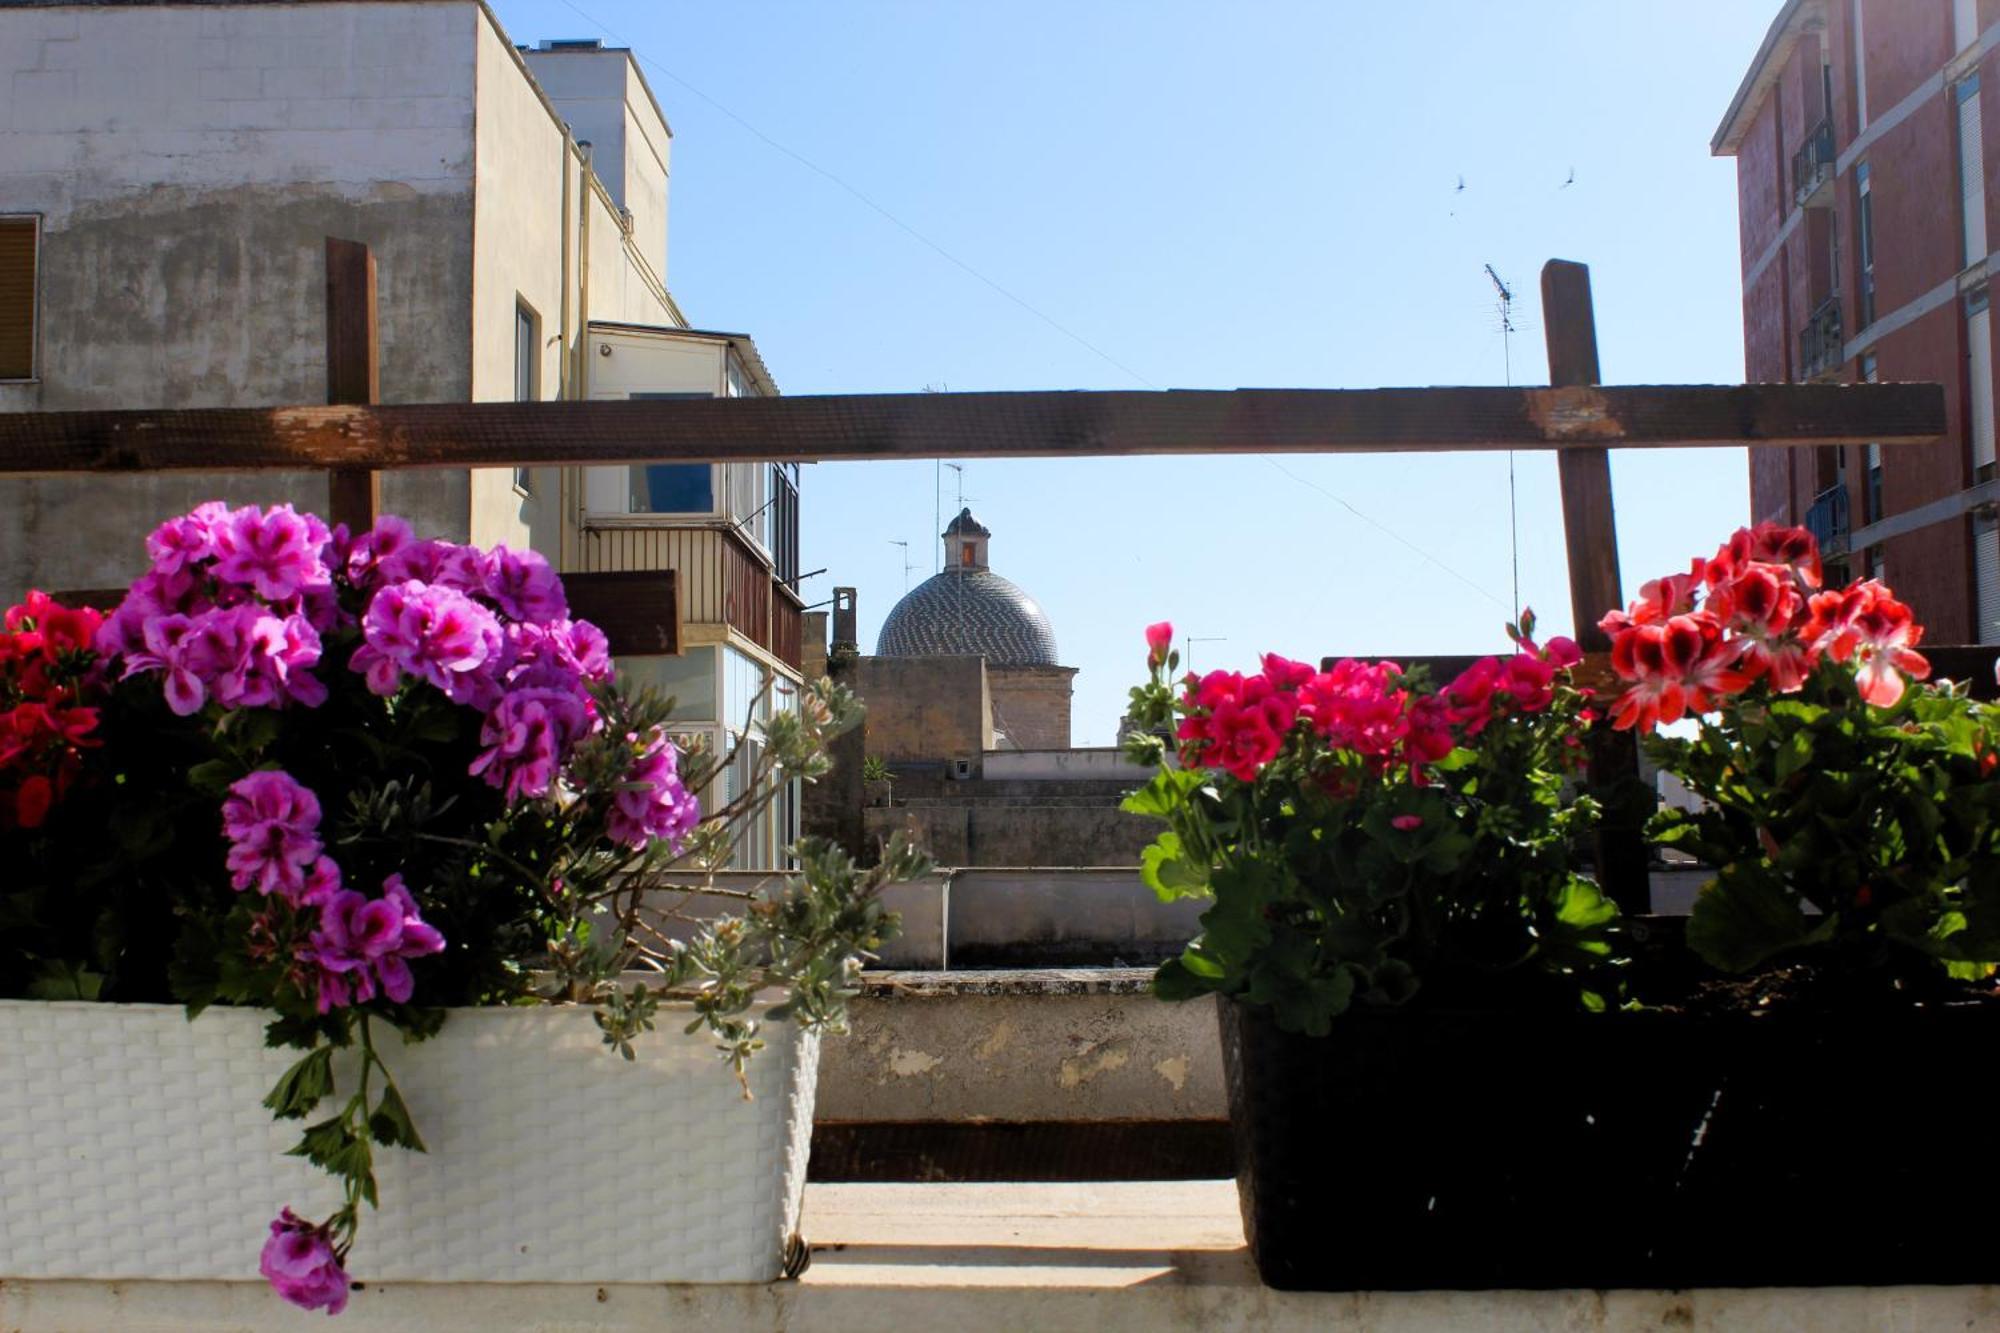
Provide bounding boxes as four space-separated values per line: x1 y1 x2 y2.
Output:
944 463 968 644
889 539 915 594
1184 635 1227 675
1485 263 1522 619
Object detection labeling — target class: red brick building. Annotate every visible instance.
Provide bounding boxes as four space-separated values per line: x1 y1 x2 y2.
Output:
1716 0 2000 642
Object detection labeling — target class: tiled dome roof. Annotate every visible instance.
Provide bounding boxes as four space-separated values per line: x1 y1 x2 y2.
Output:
876 568 1060 666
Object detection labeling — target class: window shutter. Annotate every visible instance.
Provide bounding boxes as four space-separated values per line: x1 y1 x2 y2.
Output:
1971 305 1995 472
1977 516 2000 645
1961 83 1987 265
0 218 35 380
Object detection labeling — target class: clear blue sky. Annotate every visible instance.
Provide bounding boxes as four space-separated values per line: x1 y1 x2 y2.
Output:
490 0 1777 744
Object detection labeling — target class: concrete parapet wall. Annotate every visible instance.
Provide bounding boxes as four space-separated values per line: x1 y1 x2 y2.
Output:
981 747 1151 781
818 970 1225 1123
865 804 1159 868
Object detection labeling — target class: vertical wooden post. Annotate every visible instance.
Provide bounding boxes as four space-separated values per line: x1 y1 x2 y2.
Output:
1542 259 1652 913
325 237 379 533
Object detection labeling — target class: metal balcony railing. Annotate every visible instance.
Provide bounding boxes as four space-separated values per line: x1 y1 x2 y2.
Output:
1805 482 1850 557
1799 295 1844 381
1793 119 1836 209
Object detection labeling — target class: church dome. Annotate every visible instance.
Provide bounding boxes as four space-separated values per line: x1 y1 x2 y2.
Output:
876 509 1060 666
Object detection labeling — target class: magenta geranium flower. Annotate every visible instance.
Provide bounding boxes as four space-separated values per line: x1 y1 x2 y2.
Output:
606 730 701 851
479 545 568 624
351 579 506 707
221 770 324 899
259 1208 349 1315
210 504 333 603
470 686 591 802
303 873 446 1011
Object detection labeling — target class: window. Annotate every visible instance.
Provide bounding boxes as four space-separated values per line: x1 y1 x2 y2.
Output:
0 216 37 381
769 463 799 588
1855 163 1876 328
513 301 539 495
1861 352 1884 522
626 392 714 514
1970 288 1996 483
1958 76 1987 268
1866 545 1885 581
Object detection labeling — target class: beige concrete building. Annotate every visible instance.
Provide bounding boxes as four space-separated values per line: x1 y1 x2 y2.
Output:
0 0 804 865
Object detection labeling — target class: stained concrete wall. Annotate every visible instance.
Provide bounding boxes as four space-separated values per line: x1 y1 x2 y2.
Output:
865 802 1160 869
982 748 1151 781
989 664 1075 750
0 1 690 601
818 972 1225 1124
0 0 484 596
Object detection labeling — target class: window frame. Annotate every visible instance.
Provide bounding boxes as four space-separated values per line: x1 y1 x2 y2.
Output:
0 213 42 384
512 298 541 497
1855 162 1876 329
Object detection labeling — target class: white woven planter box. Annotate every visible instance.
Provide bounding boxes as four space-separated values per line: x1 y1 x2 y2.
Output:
0 1000 819 1284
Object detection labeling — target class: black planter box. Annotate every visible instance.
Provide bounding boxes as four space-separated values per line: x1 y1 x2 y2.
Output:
1219 994 2000 1291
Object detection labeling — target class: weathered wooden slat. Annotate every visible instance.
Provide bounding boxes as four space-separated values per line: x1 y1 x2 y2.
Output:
563 569 679 658
324 237 380 533
1543 261 1651 914
0 383 1943 476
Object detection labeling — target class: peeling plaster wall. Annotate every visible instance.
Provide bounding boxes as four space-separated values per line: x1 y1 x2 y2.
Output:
0 1 481 597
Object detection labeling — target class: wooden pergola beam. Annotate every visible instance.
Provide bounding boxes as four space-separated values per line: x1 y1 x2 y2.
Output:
0 382 1942 476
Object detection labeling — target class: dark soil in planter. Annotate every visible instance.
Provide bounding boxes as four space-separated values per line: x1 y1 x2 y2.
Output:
1221 945 2000 1292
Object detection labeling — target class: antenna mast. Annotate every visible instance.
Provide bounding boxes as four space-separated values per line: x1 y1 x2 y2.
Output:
944 463 967 645
1485 263 1522 619
889 539 915 594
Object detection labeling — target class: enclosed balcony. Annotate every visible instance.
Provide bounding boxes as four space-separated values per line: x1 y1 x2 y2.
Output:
1792 118 1835 210
1798 295 1844 382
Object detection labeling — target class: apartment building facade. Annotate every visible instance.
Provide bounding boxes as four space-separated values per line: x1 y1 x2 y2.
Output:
0 0 803 863
1716 0 2000 642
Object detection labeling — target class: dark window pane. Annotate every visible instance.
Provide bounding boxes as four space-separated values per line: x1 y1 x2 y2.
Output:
638 463 713 512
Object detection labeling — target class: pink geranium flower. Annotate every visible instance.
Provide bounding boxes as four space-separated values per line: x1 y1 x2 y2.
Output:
221 771 324 900
351 579 506 707
259 1209 349 1316
606 730 702 851
210 504 332 603
302 873 446 1011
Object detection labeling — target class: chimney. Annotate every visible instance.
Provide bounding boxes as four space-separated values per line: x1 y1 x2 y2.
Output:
831 587 858 652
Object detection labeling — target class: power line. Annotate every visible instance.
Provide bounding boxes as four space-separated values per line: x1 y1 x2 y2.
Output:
551 0 1157 390
1258 456 1512 611
1485 263 1522 618
547 0 1509 617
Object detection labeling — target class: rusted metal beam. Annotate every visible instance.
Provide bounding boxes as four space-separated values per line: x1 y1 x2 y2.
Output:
0 383 1943 477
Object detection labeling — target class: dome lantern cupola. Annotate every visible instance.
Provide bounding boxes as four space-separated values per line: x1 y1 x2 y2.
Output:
876 510 1058 666
945 507 991 571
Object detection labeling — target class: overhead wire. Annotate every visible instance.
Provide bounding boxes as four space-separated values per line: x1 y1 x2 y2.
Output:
544 0 1514 616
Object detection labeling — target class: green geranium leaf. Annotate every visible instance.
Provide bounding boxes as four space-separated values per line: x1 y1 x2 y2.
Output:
1153 954 1220 1001
1686 864 1818 973
263 1046 336 1121
1121 767 1205 819
1140 831 1211 902
368 1082 427 1153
